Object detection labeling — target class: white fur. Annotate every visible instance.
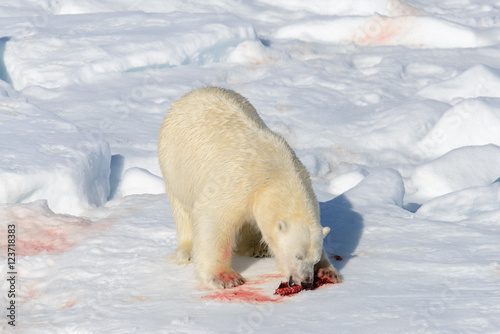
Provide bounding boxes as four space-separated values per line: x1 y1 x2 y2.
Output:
158 86 340 289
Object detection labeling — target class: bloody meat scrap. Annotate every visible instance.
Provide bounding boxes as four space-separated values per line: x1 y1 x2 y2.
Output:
274 276 336 296
274 282 303 296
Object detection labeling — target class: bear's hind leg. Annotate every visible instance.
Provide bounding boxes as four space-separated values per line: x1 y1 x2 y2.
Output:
169 195 193 265
235 222 271 258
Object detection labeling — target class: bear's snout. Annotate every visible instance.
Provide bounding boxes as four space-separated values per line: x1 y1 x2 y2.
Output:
289 275 314 289
289 269 314 288
301 281 314 289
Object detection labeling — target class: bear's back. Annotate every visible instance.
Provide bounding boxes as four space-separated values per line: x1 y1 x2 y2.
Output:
158 86 314 210
168 86 268 132
161 86 283 166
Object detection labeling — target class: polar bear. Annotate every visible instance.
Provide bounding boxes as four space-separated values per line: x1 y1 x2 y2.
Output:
158 86 341 289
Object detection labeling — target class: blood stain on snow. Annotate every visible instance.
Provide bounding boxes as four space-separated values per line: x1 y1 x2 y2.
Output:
258 274 283 279
0 201 108 256
330 254 343 261
202 270 338 303
17 231 77 256
26 286 39 298
202 286 282 304
244 274 283 285
132 296 148 302
61 299 77 310
356 16 416 47
202 274 284 304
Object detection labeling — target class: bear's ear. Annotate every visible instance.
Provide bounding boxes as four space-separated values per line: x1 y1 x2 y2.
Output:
276 220 288 233
322 227 330 239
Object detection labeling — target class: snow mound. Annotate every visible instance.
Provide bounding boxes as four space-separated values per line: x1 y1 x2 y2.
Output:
114 167 165 198
275 15 493 48
33 0 419 17
408 145 500 203
54 0 209 15
227 40 284 65
4 12 257 90
415 183 500 222
0 95 110 215
328 170 367 196
343 168 405 208
355 100 447 152
0 0 46 17
256 0 419 16
418 65 500 103
414 98 500 159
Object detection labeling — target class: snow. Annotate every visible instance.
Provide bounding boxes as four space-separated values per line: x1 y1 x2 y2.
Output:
275 15 495 48
0 87 110 215
414 98 500 159
408 145 500 203
3 12 257 91
328 170 367 196
1 0 500 333
415 183 500 222
417 64 500 103
112 167 165 199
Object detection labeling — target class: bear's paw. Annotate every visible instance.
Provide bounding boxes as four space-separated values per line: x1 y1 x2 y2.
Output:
241 243 271 258
317 267 342 284
170 247 191 265
252 243 271 258
212 271 246 289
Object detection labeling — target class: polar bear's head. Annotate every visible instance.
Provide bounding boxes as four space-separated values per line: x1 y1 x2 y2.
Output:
272 220 330 287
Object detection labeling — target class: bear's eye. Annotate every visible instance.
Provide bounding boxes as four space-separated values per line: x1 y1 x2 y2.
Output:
295 255 304 261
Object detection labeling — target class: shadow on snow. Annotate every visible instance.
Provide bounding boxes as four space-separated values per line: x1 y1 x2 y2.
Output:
0 36 12 84
320 194 363 272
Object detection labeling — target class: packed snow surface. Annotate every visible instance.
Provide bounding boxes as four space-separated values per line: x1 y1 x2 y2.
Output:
1 0 500 333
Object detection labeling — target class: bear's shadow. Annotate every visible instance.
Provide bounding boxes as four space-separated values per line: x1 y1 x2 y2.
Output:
320 194 363 271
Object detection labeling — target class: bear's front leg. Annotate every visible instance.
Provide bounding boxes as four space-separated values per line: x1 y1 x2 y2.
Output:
193 223 246 289
314 249 342 283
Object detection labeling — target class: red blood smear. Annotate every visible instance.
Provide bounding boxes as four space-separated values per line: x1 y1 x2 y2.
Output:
202 287 281 304
17 233 76 256
330 254 343 261
202 274 284 304
1 201 109 257
245 274 283 286
60 299 77 310
202 273 335 304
